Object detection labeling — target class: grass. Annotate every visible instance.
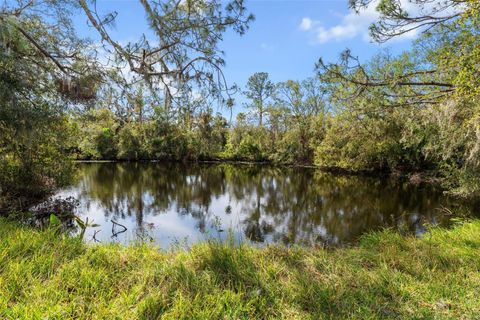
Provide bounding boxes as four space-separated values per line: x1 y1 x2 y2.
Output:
0 219 479 319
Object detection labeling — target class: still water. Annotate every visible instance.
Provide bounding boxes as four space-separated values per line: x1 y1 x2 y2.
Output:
54 162 474 248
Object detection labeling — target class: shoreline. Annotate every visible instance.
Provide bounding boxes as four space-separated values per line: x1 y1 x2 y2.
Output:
74 158 442 186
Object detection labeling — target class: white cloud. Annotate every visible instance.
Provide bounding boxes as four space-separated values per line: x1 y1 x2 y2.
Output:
299 0 426 44
300 4 378 44
299 17 313 31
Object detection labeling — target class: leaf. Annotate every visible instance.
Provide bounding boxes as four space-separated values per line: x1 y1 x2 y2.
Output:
49 214 61 227
73 215 86 229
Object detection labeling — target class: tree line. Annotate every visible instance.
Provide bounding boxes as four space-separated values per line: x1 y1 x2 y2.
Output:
70 73 327 165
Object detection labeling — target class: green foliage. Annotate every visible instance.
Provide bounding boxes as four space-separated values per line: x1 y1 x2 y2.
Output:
73 107 231 162
117 123 145 161
75 108 119 159
49 214 61 227
0 28 73 202
314 99 424 171
192 111 229 159
312 1 480 195
220 76 328 164
273 78 327 164
1 218 480 318
222 117 271 161
69 74 325 166
0 1 99 208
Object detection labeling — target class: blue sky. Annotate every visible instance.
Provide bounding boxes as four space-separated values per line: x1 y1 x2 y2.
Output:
74 0 416 113
220 0 413 85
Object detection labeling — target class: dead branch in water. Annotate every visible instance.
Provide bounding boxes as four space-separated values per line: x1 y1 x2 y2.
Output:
111 220 127 238
92 230 101 243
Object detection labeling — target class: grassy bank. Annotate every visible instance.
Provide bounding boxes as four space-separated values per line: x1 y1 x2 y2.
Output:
1 220 479 319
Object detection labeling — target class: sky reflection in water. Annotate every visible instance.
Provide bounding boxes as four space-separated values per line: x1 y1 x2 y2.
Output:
54 162 475 248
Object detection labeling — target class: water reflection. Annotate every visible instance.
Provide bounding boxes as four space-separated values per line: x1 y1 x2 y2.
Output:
55 162 475 248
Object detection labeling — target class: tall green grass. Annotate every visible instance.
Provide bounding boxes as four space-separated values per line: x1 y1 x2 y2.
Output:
1 219 479 319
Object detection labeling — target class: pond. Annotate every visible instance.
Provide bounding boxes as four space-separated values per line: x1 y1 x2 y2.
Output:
53 162 476 248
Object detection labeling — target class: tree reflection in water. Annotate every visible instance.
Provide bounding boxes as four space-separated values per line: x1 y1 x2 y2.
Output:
56 162 475 248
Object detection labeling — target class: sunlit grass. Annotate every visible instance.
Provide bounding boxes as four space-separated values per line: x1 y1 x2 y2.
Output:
1 219 479 319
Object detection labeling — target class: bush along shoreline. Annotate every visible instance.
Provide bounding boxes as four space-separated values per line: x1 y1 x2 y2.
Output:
1 218 479 319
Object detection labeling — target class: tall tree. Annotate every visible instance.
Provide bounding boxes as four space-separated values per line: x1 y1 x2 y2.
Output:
244 72 274 126
318 0 479 106
275 78 325 162
79 0 254 112
350 0 470 43
0 0 99 206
